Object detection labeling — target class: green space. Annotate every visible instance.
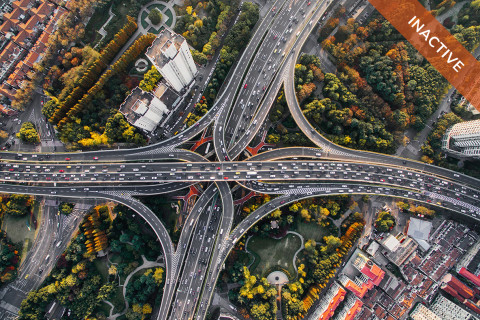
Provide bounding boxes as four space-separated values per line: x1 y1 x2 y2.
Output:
17 205 163 320
112 286 126 314
141 11 149 29
148 25 165 35
137 196 180 243
247 233 301 277
3 212 35 245
295 218 330 242
84 4 112 45
164 9 174 27
147 3 166 12
93 258 109 282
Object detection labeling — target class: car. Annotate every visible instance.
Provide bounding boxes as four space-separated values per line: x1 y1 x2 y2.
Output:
65 157 71 161
8 168 13 171
59 169 64 173
307 1 311 5
225 156 229 160
216 167 221 170
280 200 285 204
93 156 99 160
273 35 277 40
224 176 229 180
244 83 248 89
272 6 276 11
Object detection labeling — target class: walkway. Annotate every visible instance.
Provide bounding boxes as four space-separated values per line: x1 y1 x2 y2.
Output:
106 255 164 320
138 0 177 34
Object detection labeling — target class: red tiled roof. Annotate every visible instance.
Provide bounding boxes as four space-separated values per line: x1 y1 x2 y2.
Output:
319 287 346 320
3 7 25 22
444 274 474 299
442 284 466 302
21 14 40 31
465 300 480 314
24 51 39 67
0 85 16 100
12 0 34 10
344 279 373 298
459 268 480 288
13 29 31 46
0 104 17 115
361 264 385 286
31 1 55 17
344 299 363 320
0 19 15 33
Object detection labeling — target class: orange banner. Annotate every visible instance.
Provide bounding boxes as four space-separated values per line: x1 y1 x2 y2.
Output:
368 0 480 112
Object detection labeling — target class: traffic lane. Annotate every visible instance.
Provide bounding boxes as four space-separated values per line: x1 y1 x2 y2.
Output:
3 163 480 205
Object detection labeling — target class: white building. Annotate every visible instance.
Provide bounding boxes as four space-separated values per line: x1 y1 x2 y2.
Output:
119 87 169 132
410 303 441 320
430 295 478 320
442 120 480 159
146 28 197 92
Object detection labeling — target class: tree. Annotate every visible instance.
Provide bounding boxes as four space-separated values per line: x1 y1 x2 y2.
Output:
139 66 162 92
148 8 162 25
321 235 342 254
375 211 395 232
17 122 39 144
142 303 152 314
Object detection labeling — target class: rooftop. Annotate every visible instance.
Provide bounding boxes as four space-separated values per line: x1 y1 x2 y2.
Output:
407 218 432 241
145 27 186 69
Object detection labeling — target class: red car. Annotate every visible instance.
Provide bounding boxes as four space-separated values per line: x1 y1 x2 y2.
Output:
224 176 229 180
59 169 64 173
93 156 99 160
46 177 51 180
8 168 14 171
272 6 276 11
307 1 311 5
65 157 70 161
273 35 277 40
244 83 248 89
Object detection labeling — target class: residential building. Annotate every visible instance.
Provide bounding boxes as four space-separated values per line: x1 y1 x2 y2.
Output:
407 218 433 251
442 119 480 159
310 282 346 320
381 234 418 266
0 0 66 100
146 27 197 92
339 252 385 299
333 294 362 320
430 294 478 320
410 303 441 320
119 87 169 133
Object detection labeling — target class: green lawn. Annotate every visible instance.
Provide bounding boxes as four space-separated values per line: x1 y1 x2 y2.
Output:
164 9 174 27
84 4 112 43
141 11 149 29
295 217 331 242
110 254 122 264
147 3 167 11
93 258 110 282
3 212 36 245
247 233 302 277
148 25 165 35
112 286 126 314
97 301 113 317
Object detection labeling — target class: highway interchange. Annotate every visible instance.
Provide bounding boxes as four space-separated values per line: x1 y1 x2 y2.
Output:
1 0 480 319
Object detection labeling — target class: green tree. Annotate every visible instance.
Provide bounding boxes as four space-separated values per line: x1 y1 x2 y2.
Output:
17 122 39 144
148 8 162 25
